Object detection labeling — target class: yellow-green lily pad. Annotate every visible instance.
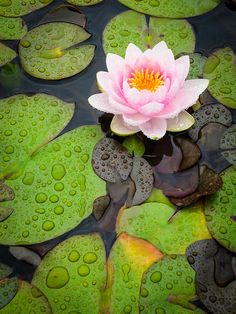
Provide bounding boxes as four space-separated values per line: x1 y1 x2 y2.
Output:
117 0 220 18
19 22 95 80
0 43 17 67
140 255 204 313
117 202 211 254
32 234 106 314
65 0 102 5
103 10 195 57
0 16 27 40
205 165 236 252
0 0 53 17
203 47 236 109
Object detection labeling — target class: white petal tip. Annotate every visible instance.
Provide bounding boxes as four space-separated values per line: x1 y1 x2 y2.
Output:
111 115 139 136
167 111 195 132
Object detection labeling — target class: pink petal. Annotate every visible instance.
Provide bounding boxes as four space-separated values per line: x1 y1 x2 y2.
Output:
109 96 136 114
88 93 120 114
123 113 150 126
106 53 125 86
139 118 167 139
175 55 190 86
167 111 195 132
125 43 143 68
152 41 175 75
111 115 139 136
138 101 164 117
123 82 153 107
154 101 182 119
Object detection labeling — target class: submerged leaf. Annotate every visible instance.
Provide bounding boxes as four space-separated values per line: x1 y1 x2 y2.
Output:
220 124 236 164
93 195 110 221
0 206 13 222
175 137 201 171
0 263 12 279
0 182 14 202
0 43 17 67
0 16 27 40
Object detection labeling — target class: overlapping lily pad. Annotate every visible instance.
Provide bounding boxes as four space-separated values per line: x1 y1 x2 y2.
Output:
0 16 27 40
0 125 106 245
32 234 106 313
0 277 18 310
205 166 236 252
187 53 207 79
220 124 236 164
203 47 236 109
0 43 17 67
66 0 102 5
117 202 211 254
103 10 195 57
117 0 220 18
0 0 53 17
19 22 95 80
140 255 203 313
122 135 145 157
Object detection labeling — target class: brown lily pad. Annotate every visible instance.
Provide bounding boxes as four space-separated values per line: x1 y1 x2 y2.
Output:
0 181 14 202
93 195 110 221
220 124 236 164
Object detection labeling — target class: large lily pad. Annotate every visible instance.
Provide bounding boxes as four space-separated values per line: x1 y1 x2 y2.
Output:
102 233 163 314
0 126 106 245
0 0 53 17
0 43 17 67
117 202 211 255
103 10 195 57
0 94 74 178
19 22 95 80
203 47 236 109
0 16 27 40
66 0 103 5
220 124 236 164
205 165 236 252
0 277 18 310
0 280 52 313
32 234 106 314
117 0 220 18
140 255 204 313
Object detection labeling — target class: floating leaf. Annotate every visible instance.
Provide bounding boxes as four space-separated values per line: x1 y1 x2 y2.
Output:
0 94 74 178
117 202 211 255
0 263 12 279
175 137 201 171
0 16 27 40
122 135 145 157
187 53 207 79
102 233 163 313
140 255 203 313
0 277 18 310
203 47 236 109
145 188 175 208
220 124 236 164
65 0 102 5
205 165 236 252
188 103 232 142
32 234 106 313
117 0 220 18
93 195 110 221
0 0 53 17
0 206 13 222
0 280 51 313
0 182 14 202
0 126 106 245
9 246 41 266
0 43 17 67
19 22 95 80
103 10 195 57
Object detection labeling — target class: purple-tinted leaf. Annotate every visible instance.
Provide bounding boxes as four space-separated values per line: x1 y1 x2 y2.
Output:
220 124 236 164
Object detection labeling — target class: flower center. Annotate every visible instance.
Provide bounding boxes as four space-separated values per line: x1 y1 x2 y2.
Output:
128 68 164 92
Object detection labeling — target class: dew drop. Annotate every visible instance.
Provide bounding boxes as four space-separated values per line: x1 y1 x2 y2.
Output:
68 250 80 262
42 220 55 231
54 206 64 215
51 164 66 180
83 252 97 264
150 271 162 283
77 264 90 277
35 193 47 203
122 264 130 283
46 266 69 289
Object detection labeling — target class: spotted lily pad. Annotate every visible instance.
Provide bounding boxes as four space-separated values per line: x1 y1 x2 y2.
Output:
0 264 12 279
117 0 220 18
0 277 18 310
0 0 53 17
0 94 74 178
103 10 195 57
117 202 211 255
203 47 236 109
220 124 236 164
19 22 95 80
0 43 17 67
102 233 163 314
205 165 236 252
65 0 102 5
0 280 51 313
187 53 207 79
122 135 145 157
188 103 232 142
140 255 203 313
0 126 106 245
32 234 106 313
0 16 27 40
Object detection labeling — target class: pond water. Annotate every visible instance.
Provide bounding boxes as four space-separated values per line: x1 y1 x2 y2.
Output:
0 0 236 313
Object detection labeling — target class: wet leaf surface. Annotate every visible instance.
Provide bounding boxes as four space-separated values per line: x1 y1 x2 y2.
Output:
122 135 145 157
175 137 201 171
0 277 18 310
32 234 106 314
220 124 236 164
117 0 220 18
9 246 41 266
19 22 95 80
117 202 211 255
65 0 103 5
0 43 17 67
0 0 53 17
203 47 236 109
0 16 27 40
187 53 207 79
204 165 236 252
0 263 12 279
103 10 195 57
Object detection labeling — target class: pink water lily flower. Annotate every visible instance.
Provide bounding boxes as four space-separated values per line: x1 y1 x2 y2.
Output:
88 42 209 139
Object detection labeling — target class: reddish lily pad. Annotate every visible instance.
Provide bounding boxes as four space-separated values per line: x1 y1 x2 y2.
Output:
220 124 236 164
117 202 211 255
32 234 106 314
0 43 17 67
0 16 27 40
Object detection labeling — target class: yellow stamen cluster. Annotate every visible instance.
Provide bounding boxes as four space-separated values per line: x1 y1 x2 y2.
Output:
128 68 164 92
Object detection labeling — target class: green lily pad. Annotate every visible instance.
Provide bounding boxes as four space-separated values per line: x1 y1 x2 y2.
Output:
187 53 207 79
117 0 220 18
117 202 211 254
0 280 52 313
0 125 106 245
0 16 27 40
101 233 163 314
205 165 236 252
32 234 106 314
65 0 102 5
19 22 95 80
203 47 236 109
220 125 236 164
140 255 204 313
0 0 53 17
0 277 18 310
122 135 145 157
0 263 12 279
0 94 74 179
0 43 17 67
103 10 195 57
